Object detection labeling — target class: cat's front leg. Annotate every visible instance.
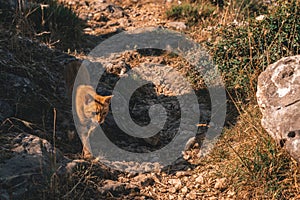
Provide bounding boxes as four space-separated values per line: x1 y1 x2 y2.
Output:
82 125 96 159
82 144 93 159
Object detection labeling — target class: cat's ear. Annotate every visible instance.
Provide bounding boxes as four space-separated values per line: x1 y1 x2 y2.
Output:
84 93 94 105
103 95 113 104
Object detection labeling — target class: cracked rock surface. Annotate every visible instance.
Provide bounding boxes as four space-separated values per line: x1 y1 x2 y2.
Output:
257 55 300 162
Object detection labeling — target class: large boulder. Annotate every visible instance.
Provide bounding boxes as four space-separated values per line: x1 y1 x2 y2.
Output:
257 55 300 162
0 132 67 200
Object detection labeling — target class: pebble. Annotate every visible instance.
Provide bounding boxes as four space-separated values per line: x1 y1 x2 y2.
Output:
186 192 197 199
195 175 204 184
181 186 188 194
227 190 236 198
83 27 93 32
168 178 182 190
214 177 227 190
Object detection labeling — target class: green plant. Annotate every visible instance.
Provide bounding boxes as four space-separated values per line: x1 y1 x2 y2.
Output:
209 0 300 100
233 0 268 18
166 1 217 25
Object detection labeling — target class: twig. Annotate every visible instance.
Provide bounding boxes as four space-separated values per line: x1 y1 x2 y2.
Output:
62 170 89 198
10 117 34 129
53 108 57 170
35 31 51 36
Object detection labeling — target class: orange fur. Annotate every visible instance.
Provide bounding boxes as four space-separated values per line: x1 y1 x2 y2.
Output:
75 85 112 158
64 61 112 158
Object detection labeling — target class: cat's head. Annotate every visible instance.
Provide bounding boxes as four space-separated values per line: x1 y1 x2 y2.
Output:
83 93 113 124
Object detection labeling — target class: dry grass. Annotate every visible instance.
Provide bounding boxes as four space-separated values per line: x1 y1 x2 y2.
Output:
193 102 300 199
183 101 300 199
8 0 85 50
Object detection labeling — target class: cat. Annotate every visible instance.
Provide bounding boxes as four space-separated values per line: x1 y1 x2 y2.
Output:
75 85 112 158
64 60 112 158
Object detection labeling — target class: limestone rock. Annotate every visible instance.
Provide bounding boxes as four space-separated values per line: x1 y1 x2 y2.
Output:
0 132 68 200
257 55 300 162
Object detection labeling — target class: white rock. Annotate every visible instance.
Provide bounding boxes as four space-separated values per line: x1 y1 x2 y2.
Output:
257 55 300 163
214 178 227 190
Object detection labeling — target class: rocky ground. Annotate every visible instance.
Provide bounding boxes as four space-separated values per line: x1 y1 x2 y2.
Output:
0 0 285 199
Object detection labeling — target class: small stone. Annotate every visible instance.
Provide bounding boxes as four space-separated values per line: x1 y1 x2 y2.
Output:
177 196 184 200
159 187 167 193
182 176 189 182
93 12 107 22
181 186 188 194
227 190 235 197
83 27 93 32
169 187 177 194
118 18 130 27
256 15 265 21
78 13 88 21
214 178 227 190
186 192 197 199
168 178 182 190
195 175 204 184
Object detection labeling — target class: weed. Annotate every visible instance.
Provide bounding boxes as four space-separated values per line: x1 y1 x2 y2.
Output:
166 1 218 25
11 0 85 50
232 0 268 18
209 104 300 199
209 0 300 100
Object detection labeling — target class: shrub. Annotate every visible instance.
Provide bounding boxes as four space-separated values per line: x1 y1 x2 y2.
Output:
233 0 268 18
209 0 300 99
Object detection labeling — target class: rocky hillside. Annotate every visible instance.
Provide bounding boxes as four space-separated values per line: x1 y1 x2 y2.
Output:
1 0 300 199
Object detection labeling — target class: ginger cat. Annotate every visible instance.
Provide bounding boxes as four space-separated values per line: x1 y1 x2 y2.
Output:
75 85 112 158
64 60 112 158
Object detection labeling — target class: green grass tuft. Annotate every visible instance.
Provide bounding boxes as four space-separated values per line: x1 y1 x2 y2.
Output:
209 0 300 100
